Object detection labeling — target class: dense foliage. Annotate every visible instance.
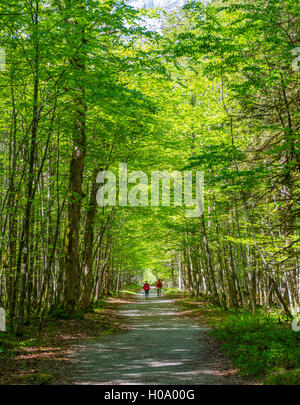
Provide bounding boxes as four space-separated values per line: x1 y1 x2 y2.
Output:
0 0 299 338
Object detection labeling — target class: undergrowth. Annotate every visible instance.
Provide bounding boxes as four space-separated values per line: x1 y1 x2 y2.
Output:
176 296 300 385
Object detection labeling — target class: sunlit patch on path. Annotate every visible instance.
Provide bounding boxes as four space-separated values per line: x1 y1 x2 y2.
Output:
70 290 245 385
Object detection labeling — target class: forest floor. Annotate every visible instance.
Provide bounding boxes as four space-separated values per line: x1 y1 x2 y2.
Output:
0 295 135 385
60 289 253 385
5 289 294 385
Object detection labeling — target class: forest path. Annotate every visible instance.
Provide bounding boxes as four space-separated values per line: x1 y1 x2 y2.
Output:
69 290 245 385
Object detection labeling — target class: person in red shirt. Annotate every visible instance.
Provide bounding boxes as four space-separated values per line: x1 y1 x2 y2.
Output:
143 281 150 298
155 279 162 297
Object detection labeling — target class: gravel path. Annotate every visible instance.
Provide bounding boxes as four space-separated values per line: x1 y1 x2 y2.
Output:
69 290 246 385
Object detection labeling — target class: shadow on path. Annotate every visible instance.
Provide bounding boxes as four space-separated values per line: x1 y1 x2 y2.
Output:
70 290 244 385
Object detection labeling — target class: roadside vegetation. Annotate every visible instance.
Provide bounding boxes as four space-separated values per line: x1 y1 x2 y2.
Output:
173 292 300 385
0 289 136 385
0 0 298 386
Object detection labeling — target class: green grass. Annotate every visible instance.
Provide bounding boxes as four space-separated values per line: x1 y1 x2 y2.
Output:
162 288 188 298
0 331 39 358
108 283 142 297
211 313 300 384
18 372 53 385
0 334 20 356
175 297 300 384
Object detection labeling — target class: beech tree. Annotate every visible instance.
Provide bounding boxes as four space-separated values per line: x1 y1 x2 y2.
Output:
0 0 298 335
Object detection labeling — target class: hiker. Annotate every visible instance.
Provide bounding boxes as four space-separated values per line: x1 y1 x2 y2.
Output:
155 279 162 297
143 281 150 298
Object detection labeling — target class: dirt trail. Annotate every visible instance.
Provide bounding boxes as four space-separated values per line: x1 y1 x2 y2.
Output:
69 290 245 385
